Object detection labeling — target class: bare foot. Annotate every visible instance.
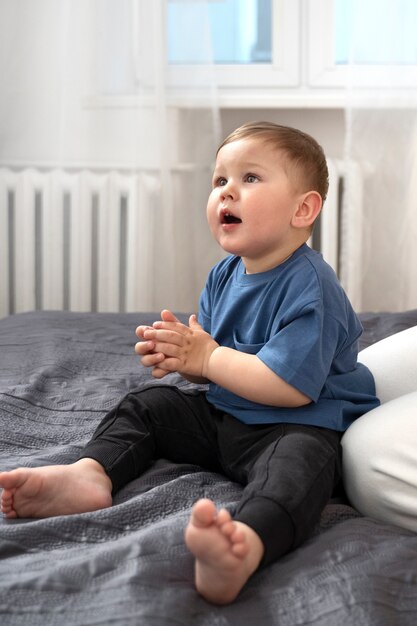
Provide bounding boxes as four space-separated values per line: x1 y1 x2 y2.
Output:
0 458 112 519
185 498 264 605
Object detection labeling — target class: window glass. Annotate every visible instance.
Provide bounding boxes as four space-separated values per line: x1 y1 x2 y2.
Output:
335 0 417 65
167 0 272 64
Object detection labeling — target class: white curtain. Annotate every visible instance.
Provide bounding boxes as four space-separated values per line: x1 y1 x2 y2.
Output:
342 0 417 312
0 0 222 313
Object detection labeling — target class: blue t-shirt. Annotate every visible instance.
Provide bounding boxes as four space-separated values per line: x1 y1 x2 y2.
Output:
198 244 379 431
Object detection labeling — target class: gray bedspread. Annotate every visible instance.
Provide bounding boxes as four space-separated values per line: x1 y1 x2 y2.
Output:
1 309 417 625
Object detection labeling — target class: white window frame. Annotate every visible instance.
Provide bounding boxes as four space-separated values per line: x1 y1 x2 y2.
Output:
166 0 300 88
308 0 417 89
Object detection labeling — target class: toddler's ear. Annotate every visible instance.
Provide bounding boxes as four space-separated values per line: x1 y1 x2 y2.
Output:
291 191 322 229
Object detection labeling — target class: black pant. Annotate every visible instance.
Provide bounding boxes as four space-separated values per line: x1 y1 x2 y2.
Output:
80 385 342 566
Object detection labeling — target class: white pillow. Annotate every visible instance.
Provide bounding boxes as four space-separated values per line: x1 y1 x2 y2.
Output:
342 390 417 532
358 325 417 403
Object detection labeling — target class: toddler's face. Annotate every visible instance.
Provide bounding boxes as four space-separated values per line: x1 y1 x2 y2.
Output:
207 137 304 273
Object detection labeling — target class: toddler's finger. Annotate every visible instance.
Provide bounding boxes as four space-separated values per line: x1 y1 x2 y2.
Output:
161 310 180 323
151 366 170 379
135 340 155 355
135 325 153 339
141 352 165 368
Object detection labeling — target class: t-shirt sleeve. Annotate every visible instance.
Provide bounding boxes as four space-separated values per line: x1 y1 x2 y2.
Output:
257 300 344 402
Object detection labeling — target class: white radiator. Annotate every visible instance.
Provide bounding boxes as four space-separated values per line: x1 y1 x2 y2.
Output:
0 161 353 317
0 168 158 318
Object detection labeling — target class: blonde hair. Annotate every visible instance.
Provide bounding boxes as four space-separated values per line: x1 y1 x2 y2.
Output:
218 121 329 203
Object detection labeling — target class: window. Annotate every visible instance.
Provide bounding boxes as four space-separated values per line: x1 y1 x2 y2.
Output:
166 0 299 88
167 0 272 65
335 0 417 66
309 0 417 88
90 0 417 111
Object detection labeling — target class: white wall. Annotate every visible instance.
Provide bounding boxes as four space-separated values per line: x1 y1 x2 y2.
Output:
220 108 345 159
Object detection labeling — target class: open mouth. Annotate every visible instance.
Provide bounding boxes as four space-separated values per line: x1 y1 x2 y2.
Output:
221 211 242 225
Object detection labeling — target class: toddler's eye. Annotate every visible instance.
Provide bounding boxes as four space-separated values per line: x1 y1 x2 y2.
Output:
246 174 258 183
216 177 227 187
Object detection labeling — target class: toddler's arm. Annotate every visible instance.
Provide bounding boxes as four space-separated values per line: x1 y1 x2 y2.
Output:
138 310 310 408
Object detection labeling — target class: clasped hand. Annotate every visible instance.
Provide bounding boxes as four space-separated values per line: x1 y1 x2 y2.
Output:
135 309 219 380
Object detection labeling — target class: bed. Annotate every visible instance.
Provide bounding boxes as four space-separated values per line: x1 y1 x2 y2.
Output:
1 309 417 625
